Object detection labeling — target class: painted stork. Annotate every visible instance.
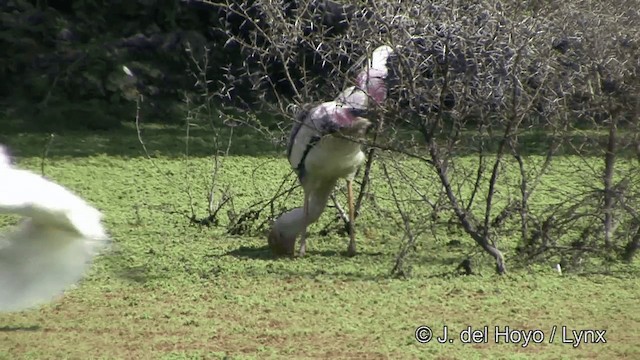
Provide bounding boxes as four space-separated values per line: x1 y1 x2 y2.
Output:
0 146 109 312
268 45 395 257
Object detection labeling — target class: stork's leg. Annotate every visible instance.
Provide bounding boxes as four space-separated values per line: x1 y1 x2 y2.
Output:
299 191 310 257
346 179 357 257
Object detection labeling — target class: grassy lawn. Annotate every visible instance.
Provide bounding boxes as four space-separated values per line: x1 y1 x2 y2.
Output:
0 125 638 359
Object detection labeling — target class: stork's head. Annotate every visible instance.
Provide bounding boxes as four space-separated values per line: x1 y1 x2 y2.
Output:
267 224 296 256
369 45 395 75
354 45 399 106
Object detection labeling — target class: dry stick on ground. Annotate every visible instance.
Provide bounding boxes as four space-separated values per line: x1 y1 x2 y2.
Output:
182 95 198 218
476 35 552 272
329 194 350 232
40 133 55 177
134 94 180 190
201 118 235 226
235 172 300 234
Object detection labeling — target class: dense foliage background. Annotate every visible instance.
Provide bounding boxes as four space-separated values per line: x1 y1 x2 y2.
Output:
1 0 226 129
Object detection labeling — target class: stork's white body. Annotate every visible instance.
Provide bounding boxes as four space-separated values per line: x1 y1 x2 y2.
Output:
0 146 108 312
303 136 366 181
289 102 370 182
269 45 394 256
275 111 369 254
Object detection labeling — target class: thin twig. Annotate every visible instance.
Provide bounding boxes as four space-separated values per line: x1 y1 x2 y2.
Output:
40 133 55 177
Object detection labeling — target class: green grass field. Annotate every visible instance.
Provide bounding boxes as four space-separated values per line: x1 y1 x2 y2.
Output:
1 124 639 359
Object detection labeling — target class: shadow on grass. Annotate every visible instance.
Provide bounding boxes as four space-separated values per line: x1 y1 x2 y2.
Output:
277 269 390 281
225 245 387 260
113 265 159 284
0 325 41 332
306 249 386 257
274 266 472 281
224 244 471 281
225 245 277 260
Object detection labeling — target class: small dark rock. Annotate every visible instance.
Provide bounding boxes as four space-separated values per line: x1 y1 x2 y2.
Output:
601 78 617 94
552 38 570 53
457 259 473 275
443 93 455 110
446 240 462 247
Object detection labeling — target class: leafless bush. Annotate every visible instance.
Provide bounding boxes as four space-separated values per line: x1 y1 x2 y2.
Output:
128 43 239 231
184 0 639 274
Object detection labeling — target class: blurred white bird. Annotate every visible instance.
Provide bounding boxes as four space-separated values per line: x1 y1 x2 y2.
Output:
0 146 109 312
268 45 395 257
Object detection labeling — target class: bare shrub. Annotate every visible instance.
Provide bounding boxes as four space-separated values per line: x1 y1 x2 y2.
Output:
182 0 639 275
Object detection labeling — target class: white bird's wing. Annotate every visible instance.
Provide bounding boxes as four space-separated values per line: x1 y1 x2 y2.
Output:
0 150 109 312
0 145 10 167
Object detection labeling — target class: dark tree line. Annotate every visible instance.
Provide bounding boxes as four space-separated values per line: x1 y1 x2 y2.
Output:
0 0 363 130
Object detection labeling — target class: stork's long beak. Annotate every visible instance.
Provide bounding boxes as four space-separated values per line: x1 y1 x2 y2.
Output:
339 117 371 138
